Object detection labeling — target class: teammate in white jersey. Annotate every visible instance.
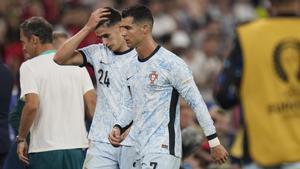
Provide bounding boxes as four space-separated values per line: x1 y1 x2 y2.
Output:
109 5 229 169
54 7 137 169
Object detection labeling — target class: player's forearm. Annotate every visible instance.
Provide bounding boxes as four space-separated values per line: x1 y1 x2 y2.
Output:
54 26 91 65
115 110 134 129
116 89 135 128
84 89 96 120
115 107 135 130
180 81 219 141
18 103 38 140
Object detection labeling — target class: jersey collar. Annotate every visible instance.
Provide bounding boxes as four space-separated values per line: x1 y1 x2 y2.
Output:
40 50 56 56
138 45 160 62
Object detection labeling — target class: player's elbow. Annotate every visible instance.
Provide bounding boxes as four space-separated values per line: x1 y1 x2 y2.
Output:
25 102 39 113
53 53 65 65
84 90 96 114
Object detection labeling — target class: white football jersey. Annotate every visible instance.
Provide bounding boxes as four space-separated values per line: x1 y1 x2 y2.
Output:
79 44 137 146
117 46 216 158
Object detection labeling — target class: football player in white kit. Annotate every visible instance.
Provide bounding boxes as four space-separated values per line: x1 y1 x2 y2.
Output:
109 5 229 169
54 7 137 169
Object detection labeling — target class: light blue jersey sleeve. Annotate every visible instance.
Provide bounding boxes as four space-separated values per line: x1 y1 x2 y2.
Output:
116 85 135 130
115 67 136 130
78 44 99 66
169 58 216 137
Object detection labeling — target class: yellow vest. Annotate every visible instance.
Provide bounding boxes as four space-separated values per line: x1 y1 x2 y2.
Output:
238 18 300 166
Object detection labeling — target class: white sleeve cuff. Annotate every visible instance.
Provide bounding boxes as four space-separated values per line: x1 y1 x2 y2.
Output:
208 137 220 148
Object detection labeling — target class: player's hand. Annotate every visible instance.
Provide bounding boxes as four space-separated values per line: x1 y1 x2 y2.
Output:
17 141 29 165
121 127 130 140
210 144 229 165
108 126 122 147
85 8 110 32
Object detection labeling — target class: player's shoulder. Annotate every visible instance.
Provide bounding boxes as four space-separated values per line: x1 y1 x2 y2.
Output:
20 60 30 71
158 46 187 66
80 43 109 53
20 54 41 69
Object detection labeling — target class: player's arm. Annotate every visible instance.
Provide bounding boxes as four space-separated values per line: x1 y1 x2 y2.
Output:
109 86 135 146
84 89 96 120
53 8 110 65
17 64 40 164
114 98 134 133
82 68 96 120
17 93 39 165
170 59 229 164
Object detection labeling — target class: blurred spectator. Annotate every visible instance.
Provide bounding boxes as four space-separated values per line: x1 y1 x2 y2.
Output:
52 30 70 49
60 3 99 48
180 102 197 129
184 33 223 104
233 0 256 23
150 0 177 40
181 126 204 169
0 57 13 169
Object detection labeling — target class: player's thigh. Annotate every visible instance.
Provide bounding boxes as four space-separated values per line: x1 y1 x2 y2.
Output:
62 149 85 169
28 150 64 169
83 142 118 169
141 154 180 169
119 146 137 169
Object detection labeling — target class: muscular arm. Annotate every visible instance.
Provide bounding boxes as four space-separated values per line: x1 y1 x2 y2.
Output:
54 8 110 65
53 27 90 65
18 93 39 141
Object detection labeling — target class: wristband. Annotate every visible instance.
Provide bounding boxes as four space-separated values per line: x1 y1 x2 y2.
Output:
16 135 25 144
208 137 220 148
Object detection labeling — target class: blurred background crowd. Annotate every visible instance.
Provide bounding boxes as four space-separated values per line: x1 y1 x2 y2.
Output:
0 0 282 169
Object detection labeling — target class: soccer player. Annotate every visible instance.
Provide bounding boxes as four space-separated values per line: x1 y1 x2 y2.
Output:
54 7 137 169
17 16 95 169
109 5 229 169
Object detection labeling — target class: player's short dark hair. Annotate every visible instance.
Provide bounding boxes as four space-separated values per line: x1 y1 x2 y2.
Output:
122 5 154 27
20 17 53 44
95 7 121 29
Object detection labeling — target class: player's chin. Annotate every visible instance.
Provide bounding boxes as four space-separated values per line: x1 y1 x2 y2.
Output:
125 41 132 47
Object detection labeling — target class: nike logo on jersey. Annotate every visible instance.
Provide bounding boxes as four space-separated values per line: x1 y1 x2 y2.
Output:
127 74 135 81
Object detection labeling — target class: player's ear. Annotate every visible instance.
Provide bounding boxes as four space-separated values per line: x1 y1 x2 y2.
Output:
142 23 151 35
31 35 40 45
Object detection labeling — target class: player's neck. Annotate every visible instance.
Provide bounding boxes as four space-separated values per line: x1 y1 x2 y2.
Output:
36 43 55 56
116 44 129 53
136 36 157 60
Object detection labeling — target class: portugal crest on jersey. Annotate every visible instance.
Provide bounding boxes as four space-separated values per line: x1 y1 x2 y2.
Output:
149 71 158 84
